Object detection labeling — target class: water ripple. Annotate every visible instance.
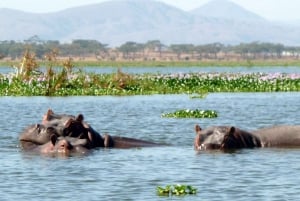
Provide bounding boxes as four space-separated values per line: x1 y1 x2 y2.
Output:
1 93 300 200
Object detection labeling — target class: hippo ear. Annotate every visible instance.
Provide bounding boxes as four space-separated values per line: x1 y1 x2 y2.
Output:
195 124 202 134
228 127 236 136
47 109 54 115
44 109 54 120
76 114 84 122
64 118 73 128
50 134 58 146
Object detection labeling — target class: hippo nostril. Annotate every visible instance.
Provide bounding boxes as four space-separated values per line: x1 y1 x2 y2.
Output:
199 144 206 150
66 142 73 150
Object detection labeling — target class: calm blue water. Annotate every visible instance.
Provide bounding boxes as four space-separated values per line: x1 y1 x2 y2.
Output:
1 93 300 200
1 65 300 74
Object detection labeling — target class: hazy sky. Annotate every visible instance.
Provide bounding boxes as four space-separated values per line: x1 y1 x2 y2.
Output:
0 0 299 21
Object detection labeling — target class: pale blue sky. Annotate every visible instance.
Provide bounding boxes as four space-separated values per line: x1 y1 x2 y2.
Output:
0 0 299 21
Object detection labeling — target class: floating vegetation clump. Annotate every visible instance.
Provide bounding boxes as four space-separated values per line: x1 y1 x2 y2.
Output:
162 109 218 118
156 184 197 196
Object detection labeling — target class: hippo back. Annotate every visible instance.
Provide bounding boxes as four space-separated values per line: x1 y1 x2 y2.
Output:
252 125 300 147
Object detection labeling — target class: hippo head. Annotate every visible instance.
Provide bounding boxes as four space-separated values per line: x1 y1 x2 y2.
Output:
19 124 59 149
42 109 88 139
51 135 73 155
63 115 89 139
194 124 261 151
41 135 89 157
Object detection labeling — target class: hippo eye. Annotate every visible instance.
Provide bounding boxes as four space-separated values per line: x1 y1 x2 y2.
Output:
35 124 41 133
46 127 55 134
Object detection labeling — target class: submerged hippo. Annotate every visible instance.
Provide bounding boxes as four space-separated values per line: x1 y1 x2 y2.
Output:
19 109 163 151
23 134 89 157
194 124 300 151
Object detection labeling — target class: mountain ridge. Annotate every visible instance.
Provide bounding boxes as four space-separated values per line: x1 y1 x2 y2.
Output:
1 0 300 46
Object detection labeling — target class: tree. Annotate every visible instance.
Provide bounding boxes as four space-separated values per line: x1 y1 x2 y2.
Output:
118 41 144 59
169 44 194 60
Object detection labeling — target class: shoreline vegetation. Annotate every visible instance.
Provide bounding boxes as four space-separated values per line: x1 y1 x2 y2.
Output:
0 50 300 96
1 40 300 67
2 58 300 67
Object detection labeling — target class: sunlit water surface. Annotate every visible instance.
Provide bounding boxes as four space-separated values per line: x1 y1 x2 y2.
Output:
1 92 300 200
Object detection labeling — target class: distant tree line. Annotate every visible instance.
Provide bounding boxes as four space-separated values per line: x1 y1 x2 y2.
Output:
1 36 300 61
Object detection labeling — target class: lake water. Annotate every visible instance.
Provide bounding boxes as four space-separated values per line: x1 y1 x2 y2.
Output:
1 93 300 200
2 65 300 74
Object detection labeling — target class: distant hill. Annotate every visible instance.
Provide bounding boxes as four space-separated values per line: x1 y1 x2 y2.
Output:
191 0 265 21
1 0 300 46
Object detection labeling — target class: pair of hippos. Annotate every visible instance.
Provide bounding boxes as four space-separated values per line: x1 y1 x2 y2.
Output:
19 109 300 156
19 109 162 156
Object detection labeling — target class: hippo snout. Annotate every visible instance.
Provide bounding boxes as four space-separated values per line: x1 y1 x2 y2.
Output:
197 143 222 150
55 139 73 155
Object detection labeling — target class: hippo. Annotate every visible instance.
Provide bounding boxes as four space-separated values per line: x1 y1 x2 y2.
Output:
19 109 164 151
194 124 300 151
194 125 261 150
23 134 89 157
42 109 166 148
19 122 106 150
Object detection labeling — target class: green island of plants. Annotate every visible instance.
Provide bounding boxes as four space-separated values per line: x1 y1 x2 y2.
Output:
156 184 197 196
1 51 300 96
162 109 218 118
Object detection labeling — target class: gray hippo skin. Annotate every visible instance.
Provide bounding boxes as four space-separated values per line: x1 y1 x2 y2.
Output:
194 124 261 150
20 109 164 150
25 134 89 156
252 125 300 147
194 124 300 151
19 124 59 149
43 109 165 149
42 109 105 148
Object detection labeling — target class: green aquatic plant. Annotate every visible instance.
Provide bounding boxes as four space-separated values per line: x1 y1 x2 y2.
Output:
156 184 197 196
2 54 300 96
162 109 218 118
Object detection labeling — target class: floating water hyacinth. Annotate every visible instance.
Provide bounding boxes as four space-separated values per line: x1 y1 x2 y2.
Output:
1 68 300 96
162 109 218 118
156 184 197 196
